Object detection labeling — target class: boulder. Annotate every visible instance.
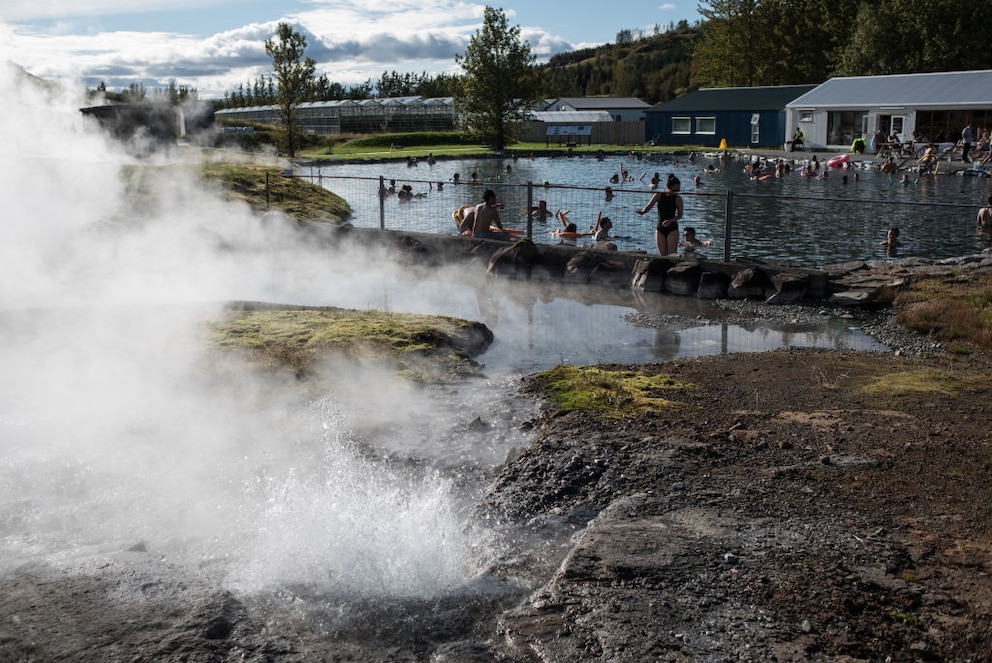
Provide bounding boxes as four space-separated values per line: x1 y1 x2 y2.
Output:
631 258 667 292
697 271 730 299
766 271 808 304
728 267 770 300
589 261 632 288
665 261 702 296
487 239 538 279
565 252 630 287
830 289 875 307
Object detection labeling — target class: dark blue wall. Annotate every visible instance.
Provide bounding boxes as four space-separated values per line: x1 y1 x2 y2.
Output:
645 110 787 149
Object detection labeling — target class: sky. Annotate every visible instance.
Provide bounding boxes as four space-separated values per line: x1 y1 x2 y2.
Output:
1 0 700 100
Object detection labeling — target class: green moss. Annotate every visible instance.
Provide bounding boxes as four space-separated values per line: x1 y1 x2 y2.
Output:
200 163 351 222
533 365 692 419
208 307 492 382
858 369 964 398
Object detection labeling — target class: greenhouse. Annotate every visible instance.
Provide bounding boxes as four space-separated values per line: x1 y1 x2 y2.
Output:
215 97 457 135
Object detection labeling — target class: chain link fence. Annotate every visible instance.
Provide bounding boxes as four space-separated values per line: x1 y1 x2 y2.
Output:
294 171 986 268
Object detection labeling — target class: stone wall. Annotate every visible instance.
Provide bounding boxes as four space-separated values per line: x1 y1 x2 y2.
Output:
305 223 931 307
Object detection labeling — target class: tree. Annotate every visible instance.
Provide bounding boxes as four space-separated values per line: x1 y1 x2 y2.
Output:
456 6 538 150
265 22 316 157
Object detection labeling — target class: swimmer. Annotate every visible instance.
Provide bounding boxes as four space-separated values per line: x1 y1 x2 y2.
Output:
680 226 711 254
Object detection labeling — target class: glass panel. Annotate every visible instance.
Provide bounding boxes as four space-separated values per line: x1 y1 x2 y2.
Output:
696 117 716 134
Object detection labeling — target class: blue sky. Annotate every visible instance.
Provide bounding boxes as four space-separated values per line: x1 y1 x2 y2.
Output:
1 0 700 99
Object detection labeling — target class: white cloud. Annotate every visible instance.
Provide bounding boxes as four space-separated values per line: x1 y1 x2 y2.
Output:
2 0 577 98
0 0 240 22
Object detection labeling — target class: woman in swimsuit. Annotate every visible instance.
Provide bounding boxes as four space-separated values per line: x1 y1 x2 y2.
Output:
636 173 683 255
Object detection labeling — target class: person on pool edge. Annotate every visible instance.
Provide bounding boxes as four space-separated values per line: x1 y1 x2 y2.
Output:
636 173 683 255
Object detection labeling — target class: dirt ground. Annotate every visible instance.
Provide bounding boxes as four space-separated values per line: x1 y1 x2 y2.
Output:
482 348 992 662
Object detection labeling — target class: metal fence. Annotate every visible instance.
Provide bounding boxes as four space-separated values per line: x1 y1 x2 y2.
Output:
294 171 985 268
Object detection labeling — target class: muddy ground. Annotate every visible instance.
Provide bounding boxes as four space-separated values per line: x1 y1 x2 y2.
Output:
2 343 991 661
484 347 992 662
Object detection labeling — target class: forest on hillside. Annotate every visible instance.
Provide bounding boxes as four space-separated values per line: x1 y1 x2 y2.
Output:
219 0 992 108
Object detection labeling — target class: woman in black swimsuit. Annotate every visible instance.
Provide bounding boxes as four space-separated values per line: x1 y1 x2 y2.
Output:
636 173 683 255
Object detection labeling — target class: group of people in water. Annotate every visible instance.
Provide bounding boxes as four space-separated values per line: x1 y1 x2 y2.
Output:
394 147 992 260
453 169 705 257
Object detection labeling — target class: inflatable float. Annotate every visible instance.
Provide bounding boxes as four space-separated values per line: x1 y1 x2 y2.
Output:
827 154 850 168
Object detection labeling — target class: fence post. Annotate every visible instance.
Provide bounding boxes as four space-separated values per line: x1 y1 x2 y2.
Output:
526 181 534 239
379 175 386 230
723 189 733 262
265 171 270 210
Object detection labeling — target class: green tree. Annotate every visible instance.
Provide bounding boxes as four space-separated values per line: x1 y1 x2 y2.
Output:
265 22 316 157
692 0 763 87
835 0 992 76
456 6 538 150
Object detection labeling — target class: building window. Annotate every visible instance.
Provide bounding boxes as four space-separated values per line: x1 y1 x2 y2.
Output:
672 117 691 134
827 110 867 146
695 117 716 134
799 110 813 122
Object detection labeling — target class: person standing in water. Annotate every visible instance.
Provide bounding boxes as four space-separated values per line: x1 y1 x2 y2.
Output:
636 173 683 255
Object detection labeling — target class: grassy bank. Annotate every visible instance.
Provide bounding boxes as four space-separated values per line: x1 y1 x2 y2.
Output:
207 305 495 382
297 131 700 161
201 162 351 222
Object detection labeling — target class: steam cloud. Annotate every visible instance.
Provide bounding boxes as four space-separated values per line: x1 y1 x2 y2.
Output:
0 63 487 598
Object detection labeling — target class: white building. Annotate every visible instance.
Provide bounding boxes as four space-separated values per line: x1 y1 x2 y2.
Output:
785 69 992 153
544 97 652 122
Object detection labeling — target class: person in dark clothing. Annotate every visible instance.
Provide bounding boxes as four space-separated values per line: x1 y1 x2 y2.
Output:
636 173 683 255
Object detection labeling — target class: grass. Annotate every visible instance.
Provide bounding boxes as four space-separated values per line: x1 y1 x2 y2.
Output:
531 365 692 419
207 306 494 382
200 162 351 222
297 131 702 161
893 272 992 351
858 368 965 398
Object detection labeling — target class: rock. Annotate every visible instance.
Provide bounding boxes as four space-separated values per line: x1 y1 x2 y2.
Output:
565 252 627 287
631 257 667 292
728 267 770 300
665 261 702 296
766 271 808 304
488 239 538 278
829 289 874 306
697 271 730 299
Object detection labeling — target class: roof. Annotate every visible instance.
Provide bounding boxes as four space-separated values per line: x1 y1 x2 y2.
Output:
649 85 818 113
787 69 992 108
550 97 651 110
216 96 455 114
528 110 614 123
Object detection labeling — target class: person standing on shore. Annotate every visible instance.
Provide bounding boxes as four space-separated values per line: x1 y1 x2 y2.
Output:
961 123 974 164
636 173 683 255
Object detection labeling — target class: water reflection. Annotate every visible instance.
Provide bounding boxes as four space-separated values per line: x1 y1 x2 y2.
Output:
311 268 887 375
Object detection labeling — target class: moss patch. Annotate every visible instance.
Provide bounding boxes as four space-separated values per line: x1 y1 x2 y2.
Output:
532 365 692 418
858 368 964 398
200 163 351 222
208 306 493 382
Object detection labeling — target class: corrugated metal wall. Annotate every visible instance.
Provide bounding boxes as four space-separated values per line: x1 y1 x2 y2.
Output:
645 111 787 149
517 121 646 145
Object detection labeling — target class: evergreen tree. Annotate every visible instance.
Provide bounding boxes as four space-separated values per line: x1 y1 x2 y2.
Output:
456 6 538 150
265 22 317 157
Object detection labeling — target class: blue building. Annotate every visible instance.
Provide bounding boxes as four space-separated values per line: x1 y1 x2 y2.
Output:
645 84 816 149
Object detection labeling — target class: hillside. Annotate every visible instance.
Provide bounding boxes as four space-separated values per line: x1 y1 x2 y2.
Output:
537 27 698 105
